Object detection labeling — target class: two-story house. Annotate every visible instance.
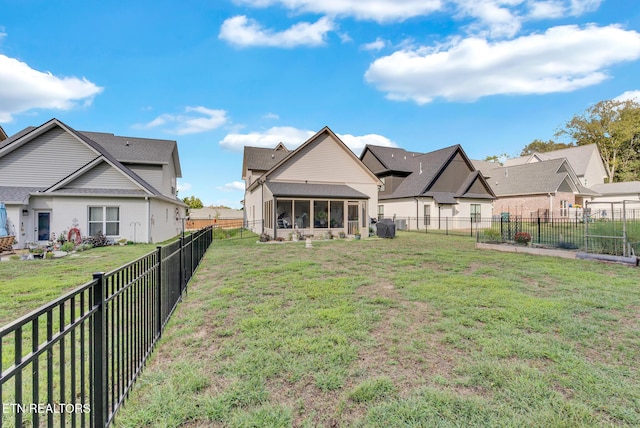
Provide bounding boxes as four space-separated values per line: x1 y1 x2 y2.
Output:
0 118 187 247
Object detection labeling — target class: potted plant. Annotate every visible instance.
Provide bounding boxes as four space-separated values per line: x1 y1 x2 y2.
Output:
354 229 361 240
118 238 128 246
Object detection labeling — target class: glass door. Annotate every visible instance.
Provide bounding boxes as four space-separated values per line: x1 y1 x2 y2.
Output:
348 203 359 234
37 212 51 241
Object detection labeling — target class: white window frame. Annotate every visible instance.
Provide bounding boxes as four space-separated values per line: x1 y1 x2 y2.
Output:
88 206 120 236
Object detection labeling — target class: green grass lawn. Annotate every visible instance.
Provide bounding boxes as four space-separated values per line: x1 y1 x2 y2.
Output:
0 244 161 327
108 231 640 427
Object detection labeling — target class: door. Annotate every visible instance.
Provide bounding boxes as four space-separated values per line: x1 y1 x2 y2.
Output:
348 203 359 234
37 212 51 241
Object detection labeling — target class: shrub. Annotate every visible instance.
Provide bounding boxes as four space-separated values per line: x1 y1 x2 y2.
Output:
83 232 111 248
514 231 532 244
484 229 502 242
259 233 270 242
61 242 75 252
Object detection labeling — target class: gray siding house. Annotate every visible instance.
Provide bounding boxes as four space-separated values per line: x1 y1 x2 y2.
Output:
0 118 187 247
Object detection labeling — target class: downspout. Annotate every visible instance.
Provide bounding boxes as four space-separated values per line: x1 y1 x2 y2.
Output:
548 193 553 220
261 182 265 234
146 197 151 243
415 198 419 230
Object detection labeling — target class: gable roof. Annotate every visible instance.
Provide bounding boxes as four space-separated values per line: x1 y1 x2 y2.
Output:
488 158 597 197
0 118 184 205
363 144 495 201
246 126 380 191
81 131 182 177
242 145 290 179
504 144 602 178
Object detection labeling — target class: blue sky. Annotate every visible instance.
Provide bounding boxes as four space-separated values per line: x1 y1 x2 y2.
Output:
1 0 639 208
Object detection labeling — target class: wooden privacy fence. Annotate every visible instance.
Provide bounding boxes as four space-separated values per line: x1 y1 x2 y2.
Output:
0 226 213 428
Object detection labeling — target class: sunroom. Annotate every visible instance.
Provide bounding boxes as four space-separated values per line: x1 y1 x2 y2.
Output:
264 182 369 239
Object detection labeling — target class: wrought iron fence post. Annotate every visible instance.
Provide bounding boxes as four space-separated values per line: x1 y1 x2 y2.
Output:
156 246 162 336
179 236 185 296
92 272 106 428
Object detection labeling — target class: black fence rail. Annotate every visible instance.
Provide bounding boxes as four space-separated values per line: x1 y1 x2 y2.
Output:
392 214 639 257
210 220 262 241
0 226 213 428
381 216 490 237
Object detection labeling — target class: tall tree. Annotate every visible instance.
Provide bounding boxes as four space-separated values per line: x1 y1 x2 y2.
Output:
182 196 204 209
556 99 640 183
520 139 574 156
483 153 509 165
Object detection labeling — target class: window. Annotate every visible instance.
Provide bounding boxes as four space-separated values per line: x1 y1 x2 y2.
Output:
424 205 431 226
277 200 293 228
314 201 329 228
330 201 344 228
470 204 481 223
89 206 120 236
264 200 273 229
294 200 310 228
560 200 568 217
378 205 384 219
379 177 386 192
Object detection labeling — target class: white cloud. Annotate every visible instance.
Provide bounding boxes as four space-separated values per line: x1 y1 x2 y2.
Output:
177 181 192 193
528 1 565 18
365 25 640 104
219 126 396 154
135 106 228 135
454 0 523 38
264 112 280 120
233 0 443 23
568 0 602 15
220 126 315 150
219 15 334 48
218 181 246 192
614 90 640 103
337 133 396 154
0 55 103 123
362 37 387 51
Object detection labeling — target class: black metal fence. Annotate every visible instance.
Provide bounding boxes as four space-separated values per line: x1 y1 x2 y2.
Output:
391 214 640 257
0 226 213 428
210 220 263 241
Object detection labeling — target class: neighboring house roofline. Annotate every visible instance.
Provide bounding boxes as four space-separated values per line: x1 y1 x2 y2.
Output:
0 125 7 142
421 145 470 194
0 118 182 200
247 126 381 191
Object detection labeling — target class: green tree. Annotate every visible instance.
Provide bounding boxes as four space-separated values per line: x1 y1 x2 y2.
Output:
520 139 574 156
483 153 509 165
556 99 640 183
182 196 204 209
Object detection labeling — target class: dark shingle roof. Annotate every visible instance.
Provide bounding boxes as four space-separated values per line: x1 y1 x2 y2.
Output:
242 146 290 178
366 144 490 200
81 131 179 170
266 182 368 199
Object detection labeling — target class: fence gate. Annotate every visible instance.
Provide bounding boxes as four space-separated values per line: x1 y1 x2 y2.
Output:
584 200 640 257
